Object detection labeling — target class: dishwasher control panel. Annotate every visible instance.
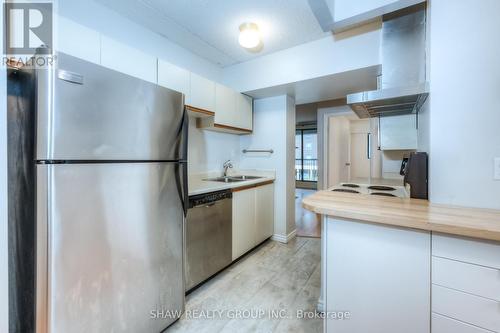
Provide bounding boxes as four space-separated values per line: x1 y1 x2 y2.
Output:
188 190 233 208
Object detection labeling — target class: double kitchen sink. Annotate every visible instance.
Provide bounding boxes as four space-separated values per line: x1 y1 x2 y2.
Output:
203 175 262 183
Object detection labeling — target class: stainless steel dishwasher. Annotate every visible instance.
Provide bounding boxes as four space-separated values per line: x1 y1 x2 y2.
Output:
185 189 232 291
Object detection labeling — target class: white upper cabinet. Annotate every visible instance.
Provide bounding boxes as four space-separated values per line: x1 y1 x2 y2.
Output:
215 83 237 126
196 81 253 134
236 94 253 131
57 17 100 64
189 73 215 112
100 36 157 83
379 114 418 150
157 60 190 104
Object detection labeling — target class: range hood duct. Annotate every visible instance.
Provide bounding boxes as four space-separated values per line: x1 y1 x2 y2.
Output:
347 5 429 118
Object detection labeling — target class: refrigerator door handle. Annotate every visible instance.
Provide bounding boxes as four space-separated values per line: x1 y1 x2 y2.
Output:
181 107 189 162
174 108 189 216
175 162 189 217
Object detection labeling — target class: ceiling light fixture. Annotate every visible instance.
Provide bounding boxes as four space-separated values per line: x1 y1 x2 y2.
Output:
238 22 260 49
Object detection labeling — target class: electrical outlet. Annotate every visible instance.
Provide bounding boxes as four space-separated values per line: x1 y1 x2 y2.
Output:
495 158 500 180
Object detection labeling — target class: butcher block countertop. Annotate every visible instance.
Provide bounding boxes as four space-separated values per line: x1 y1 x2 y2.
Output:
303 190 500 242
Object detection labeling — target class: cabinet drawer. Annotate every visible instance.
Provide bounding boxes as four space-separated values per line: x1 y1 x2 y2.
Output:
432 285 500 332
432 234 500 270
432 313 494 333
432 257 500 301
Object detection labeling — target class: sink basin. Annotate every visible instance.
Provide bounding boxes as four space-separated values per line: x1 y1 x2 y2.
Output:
230 175 263 180
203 177 245 183
203 175 263 183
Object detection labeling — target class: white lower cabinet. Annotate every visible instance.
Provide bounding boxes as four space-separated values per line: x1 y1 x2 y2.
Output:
432 233 500 270
432 285 500 332
232 183 274 260
323 223 500 333
432 313 493 333
431 234 500 332
432 257 500 302
232 187 256 260
254 183 274 244
325 218 430 333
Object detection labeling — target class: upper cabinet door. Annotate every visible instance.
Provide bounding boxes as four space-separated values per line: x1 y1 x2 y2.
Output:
215 84 237 127
100 36 157 83
57 17 100 64
380 114 418 150
158 60 190 105
236 94 253 131
189 73 215 112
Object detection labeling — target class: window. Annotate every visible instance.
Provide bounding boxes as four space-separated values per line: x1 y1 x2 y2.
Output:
295 129 318 182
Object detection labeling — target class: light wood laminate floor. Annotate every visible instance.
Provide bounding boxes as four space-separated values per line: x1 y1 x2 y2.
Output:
166 237 322 333
296 189 321 238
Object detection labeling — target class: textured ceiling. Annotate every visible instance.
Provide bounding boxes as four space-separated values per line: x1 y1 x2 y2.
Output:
94 0 331 67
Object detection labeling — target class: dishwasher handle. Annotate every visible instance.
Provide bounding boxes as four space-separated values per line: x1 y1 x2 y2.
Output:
188 190 232 209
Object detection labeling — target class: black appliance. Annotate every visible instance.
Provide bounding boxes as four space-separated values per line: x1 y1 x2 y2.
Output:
402 152 428 199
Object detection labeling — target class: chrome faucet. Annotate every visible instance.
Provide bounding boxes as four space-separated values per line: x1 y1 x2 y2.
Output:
223 160 233 177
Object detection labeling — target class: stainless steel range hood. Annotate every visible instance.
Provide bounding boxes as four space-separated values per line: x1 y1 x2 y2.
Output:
348 5 429 118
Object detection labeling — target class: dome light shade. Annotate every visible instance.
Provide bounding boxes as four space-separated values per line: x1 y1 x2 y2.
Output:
238 22 260 49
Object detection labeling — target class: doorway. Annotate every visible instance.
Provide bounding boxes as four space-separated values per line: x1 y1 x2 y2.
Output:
295 128 318 189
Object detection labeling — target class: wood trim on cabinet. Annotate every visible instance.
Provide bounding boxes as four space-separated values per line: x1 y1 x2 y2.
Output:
185 105 215 117
232 180 274 192
213 123 252 134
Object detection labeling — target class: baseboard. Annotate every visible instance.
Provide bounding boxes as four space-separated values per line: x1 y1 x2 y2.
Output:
271 229 297 243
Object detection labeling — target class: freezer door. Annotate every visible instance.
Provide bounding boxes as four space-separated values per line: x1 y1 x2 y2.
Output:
36 163 184 333
36 53 186 161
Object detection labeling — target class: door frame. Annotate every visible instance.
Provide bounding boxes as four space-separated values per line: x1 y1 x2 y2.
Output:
317 107 356 191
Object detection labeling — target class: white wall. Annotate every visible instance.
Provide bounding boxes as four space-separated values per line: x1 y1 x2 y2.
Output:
428 0 500 209
222 23 381 93
417 99 430 154
187 116 241 174
58 0 222 82
334 0 396 21
296 107 318 124
240 96 296 239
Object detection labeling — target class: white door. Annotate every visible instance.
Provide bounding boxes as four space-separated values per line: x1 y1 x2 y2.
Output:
327 116 351 187
349 132 370 180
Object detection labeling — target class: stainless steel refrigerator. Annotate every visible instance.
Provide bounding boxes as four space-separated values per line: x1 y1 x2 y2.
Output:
8 52 188 332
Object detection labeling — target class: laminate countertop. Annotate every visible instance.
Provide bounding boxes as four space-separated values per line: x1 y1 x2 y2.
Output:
189 170 275 196
302 190 500 242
